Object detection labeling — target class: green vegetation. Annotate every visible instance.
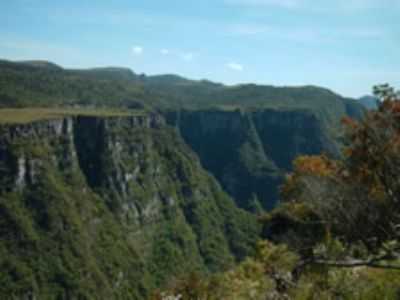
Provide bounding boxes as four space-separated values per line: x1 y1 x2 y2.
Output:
0 115 259 299
2 58 384 299
152 240 400 299
0 59 364 121
166 108 337 210
151 85 400 299
0 59 154 108
0 108 145 124
0 59 365 211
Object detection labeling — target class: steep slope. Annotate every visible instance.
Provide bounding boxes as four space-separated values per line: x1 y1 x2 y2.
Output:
0 111 258 299
0 59 365 212
166 109 338 210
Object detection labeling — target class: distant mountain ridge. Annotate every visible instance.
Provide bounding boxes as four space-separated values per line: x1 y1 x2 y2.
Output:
0 58 366 210
17 60 63 70
359 95 379 110
0 58 360 107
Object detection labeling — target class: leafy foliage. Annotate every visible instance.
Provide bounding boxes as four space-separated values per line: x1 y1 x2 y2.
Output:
152 239 400 299
265 84 400 272
160 84 400 300
0 116 259 299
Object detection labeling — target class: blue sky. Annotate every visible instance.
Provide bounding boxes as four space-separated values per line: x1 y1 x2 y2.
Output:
0 0 399 97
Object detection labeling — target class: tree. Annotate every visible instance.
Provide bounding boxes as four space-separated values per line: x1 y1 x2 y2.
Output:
270 84 400 270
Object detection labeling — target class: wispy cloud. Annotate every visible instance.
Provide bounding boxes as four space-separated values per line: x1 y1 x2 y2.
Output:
159 49 197 61
228 23 385 42
226 62 244 71
181 52 194 62
131 46 143 55
160 49 170 55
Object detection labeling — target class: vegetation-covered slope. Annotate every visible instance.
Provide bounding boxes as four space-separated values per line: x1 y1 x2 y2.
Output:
0 111 258 299
166 108 339 210
154 85 400 300
0 59 366 211
0 59 364 120
0 60 153 108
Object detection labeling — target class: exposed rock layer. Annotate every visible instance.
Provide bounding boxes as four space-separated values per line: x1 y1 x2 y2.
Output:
0 114 258 299
166 109 339 210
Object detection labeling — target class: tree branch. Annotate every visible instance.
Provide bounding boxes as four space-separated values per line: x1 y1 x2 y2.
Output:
310 259 400 270
296 254 400 271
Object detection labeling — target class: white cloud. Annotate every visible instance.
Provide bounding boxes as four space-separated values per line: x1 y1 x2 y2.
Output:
226 62 244 71
131 46 143 55
160 49 170 55
182 52 194 62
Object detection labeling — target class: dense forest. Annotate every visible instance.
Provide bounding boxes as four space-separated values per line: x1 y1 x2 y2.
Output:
0 59 366 211
152 84 400 299
0 58 399 299
1 0 398 296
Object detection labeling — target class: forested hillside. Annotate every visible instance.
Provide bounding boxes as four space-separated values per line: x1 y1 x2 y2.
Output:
0 0 397 296
2 58 387 299
0 109 259 299
0 59 365 210
0 59 364 119
153 85 400 300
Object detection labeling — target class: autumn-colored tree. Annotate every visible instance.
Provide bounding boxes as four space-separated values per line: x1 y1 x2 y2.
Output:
270 84 400 269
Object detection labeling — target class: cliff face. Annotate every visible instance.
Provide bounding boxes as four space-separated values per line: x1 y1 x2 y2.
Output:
166 109 338 210
0 114 258 299
251 109 339 170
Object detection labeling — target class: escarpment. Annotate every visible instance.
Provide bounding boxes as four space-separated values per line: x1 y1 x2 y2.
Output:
0 112 258 299
165 109 339 210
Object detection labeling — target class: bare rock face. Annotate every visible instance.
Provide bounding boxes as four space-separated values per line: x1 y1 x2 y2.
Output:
0 113 258 299
0 114 163 192
165 109 339 210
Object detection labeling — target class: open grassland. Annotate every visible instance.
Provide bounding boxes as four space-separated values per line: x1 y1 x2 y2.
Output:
0 108 146 124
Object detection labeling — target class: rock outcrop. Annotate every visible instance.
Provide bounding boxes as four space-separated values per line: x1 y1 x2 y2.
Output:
0 113 258 299
166 109 339 210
